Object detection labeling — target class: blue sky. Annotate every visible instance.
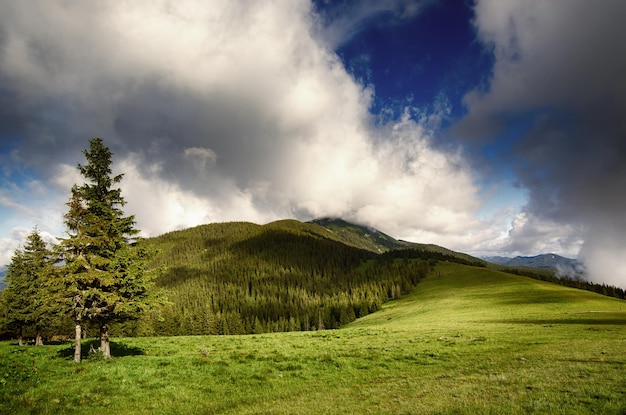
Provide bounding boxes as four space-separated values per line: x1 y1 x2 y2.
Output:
0 0 624 287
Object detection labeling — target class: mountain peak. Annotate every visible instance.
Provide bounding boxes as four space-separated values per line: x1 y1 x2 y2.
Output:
309 217 405 253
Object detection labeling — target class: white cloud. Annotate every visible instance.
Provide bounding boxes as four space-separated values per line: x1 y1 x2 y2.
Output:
115 155 278 237
504 211 583 258
0 175 66 261
0 194 37 217
0 227 29 267
0 226 58 268
579 225 626 288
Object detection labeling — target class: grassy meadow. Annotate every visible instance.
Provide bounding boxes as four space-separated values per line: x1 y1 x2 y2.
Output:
2 263 625 414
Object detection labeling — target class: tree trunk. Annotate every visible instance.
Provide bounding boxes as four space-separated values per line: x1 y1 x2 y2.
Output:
74 324 81 363
35 327 44 346
18 327 24 346
100 323 111 359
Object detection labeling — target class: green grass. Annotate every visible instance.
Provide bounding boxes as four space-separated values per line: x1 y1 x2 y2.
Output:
2 263 625 414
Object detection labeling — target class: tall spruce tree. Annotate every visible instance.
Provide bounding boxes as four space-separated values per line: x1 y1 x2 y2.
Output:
0 228 53 346
59 137 157 362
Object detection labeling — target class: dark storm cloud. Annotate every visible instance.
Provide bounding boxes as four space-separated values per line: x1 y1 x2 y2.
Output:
462 0 626 285
515 110 626 224
111 79 293 196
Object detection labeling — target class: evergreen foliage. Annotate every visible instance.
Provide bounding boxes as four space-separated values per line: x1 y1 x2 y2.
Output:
127 220 431 336
0 229 54 345
380 247 487 267
57 138 160 360
499 266 626 300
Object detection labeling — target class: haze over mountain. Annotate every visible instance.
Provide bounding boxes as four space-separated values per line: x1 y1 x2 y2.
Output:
485 253 586 279
485 254 578 270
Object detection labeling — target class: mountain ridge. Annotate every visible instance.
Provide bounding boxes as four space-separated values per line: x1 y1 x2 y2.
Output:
308 217 484 265
484 253 580 270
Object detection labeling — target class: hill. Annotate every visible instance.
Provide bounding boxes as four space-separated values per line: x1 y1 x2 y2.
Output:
123 218 624 337
351 262 625 330
131 219 435 337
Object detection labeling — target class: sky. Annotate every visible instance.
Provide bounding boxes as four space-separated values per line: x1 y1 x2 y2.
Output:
0 0 625 287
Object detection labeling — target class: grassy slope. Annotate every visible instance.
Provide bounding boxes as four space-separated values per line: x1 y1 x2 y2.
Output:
309 217 413 252
1 263 625 414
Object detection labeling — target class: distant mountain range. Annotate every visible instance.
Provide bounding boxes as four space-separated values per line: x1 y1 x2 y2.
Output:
483 253 584 274
0 267 6 291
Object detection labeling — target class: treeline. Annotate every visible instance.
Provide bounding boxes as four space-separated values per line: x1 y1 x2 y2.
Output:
115 222 431 336
380 248 487 268
500 267 626 300
0 138 160 362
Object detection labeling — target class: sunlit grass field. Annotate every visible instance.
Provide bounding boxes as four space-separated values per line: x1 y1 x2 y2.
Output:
2 263 625 414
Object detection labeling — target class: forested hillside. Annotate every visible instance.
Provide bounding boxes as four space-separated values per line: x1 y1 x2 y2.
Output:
5 216 621 341
117 219 440 336
0 217 491 340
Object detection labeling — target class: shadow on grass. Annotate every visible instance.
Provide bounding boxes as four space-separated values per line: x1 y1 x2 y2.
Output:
46 340 74 346
491 316 626 326
57 339 144 360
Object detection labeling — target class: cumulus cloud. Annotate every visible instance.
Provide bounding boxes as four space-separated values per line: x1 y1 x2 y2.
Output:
460 0 626 286
0 226 57 267
0 0 492 267
502 211 583 258
0 227 30 267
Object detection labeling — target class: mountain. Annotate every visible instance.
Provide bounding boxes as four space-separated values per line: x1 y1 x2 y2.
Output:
485 253 579 270
132 219 439 336
309 217 411 252
0 267 6 291
124 218 490 337
483 256 514 266
309 217 485 265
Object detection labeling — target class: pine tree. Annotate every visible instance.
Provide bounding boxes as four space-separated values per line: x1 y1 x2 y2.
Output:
1 250 28 345
0 228 53 345
59 137 159 362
